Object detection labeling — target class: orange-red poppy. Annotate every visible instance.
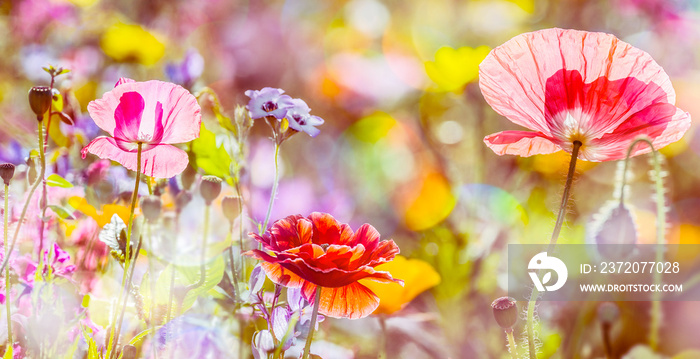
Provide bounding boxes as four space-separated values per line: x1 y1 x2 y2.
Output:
246 212 403 319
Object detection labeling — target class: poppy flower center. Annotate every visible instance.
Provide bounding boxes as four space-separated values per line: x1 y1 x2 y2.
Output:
262 101 278 113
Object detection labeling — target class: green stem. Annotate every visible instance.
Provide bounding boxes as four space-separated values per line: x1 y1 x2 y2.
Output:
621 138 664 349
146 222 158 359
113 234 143 359
378 316 387 359
227 222 240 302
261 142 281 236
507 330 518 359
235 181 245 279
302 287 322 359
38 77 54 259
188 204 210 291
4 184 12 347
107 143 142 359
525 141 581 359
0 121 46 275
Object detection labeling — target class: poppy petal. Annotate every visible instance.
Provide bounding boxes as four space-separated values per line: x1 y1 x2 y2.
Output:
87 80 201 144
81 137 188 178
585 103 691 161
484 131 561 157
259 262 307 288
302 282 380 320
480 28 676 143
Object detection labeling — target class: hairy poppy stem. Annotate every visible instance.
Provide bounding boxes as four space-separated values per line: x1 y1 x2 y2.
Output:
526 141 581 359
261 142 281 236
621 138 664 349
107 142 142 359
0 121 46 275
302 287 322 359
4 183 12 348
506 330 518 359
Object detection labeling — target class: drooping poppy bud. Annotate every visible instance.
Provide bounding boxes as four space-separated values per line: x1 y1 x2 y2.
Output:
221 195 240 223
141 196 162 223
590 202 638 260
200 176 222 206
491 297 518 331
0 163 15 186
28 86 53 120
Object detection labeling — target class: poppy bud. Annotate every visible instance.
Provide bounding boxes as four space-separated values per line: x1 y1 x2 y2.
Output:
181 164 197 190
28 86 52 119
0 163 15 186
491 297 518 331
597 302 619 325
27 158 37 185
200 176 222 206
121 344 137 359
141 196 162 222
591 202 638 260
221 195 240 223
175 191 193 213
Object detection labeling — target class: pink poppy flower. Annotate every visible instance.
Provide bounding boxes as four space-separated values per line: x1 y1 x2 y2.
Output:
480 28 691 161
81 78 201 178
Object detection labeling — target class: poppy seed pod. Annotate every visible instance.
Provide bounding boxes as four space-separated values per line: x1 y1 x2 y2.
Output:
141 196 162 222
491 297 518 331
200 176 222 205
0 163 15 186
221 195 240 223
28 86 53 119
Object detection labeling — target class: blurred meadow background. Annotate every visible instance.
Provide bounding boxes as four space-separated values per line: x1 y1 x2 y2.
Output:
2 0 700 358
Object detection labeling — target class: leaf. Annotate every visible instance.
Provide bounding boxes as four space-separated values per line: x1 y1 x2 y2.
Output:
143 254 225 324
196 88 236 133
191 123 233 180
56 112 74 125
47 174 73 188
128 326 163 345
48 204 76 220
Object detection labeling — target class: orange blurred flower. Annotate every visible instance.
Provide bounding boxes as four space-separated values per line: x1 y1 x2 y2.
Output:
361 255 440 315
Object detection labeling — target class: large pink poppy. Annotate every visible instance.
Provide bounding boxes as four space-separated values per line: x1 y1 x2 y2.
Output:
81 78 201 178
480 28 691 161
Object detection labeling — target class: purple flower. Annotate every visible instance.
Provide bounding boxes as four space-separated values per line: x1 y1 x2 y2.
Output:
245 87 293 120
285 99 324 137
165 49 204 89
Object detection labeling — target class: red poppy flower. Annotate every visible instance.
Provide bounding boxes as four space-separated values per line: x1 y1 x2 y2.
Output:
480 28 691 161
245 212 402 319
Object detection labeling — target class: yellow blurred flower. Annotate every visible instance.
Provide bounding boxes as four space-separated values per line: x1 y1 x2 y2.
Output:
361 255 441 315
69 196 131 227
100 22 166 66
424 45 490 93
403 171 456 231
